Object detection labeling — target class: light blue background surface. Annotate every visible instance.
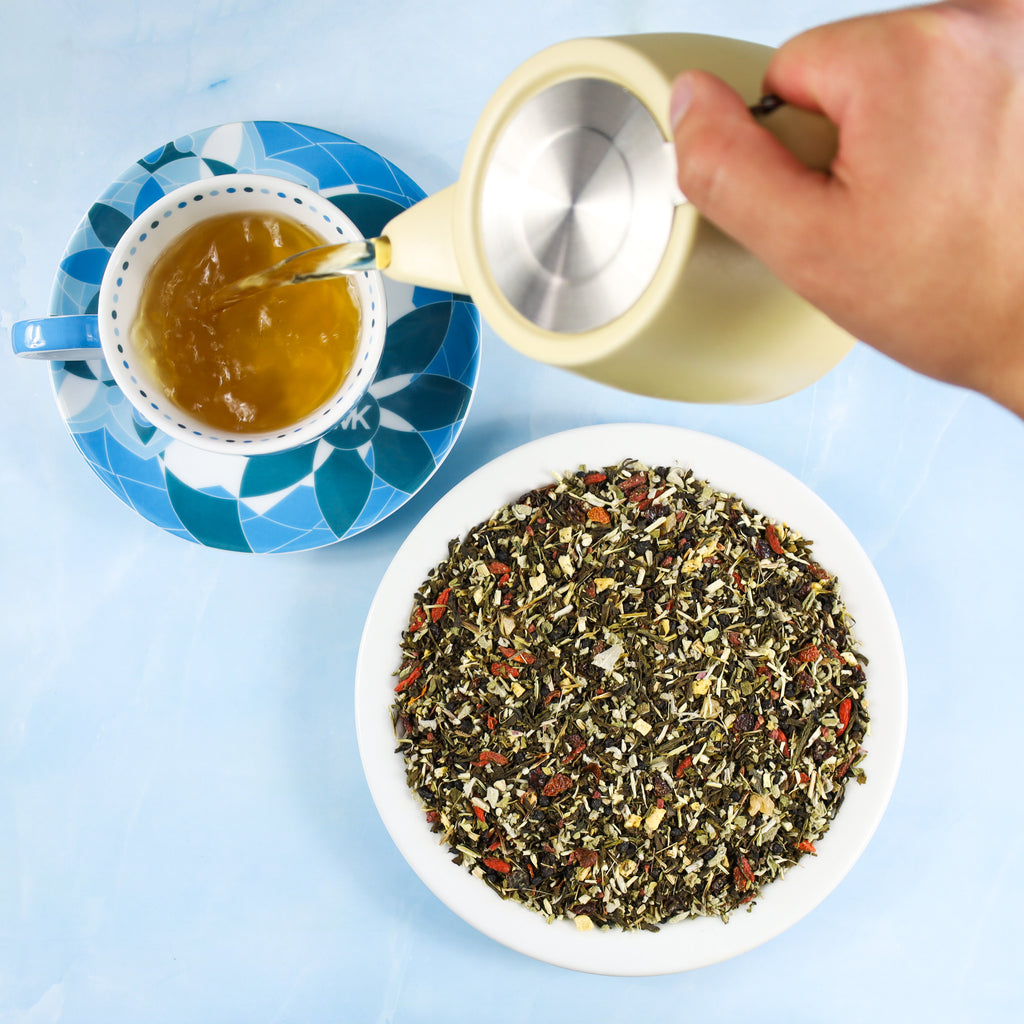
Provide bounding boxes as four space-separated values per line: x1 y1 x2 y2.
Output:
2 1 1022 1021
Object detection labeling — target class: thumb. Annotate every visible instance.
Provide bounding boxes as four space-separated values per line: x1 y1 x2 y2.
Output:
670 70 833 272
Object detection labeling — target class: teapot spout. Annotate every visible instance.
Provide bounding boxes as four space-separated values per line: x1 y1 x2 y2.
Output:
380 184 467 294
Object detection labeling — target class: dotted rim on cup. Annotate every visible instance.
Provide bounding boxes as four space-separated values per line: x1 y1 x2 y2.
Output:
107 178 384 451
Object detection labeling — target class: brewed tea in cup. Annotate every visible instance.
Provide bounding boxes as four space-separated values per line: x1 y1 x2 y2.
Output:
12 174 387 454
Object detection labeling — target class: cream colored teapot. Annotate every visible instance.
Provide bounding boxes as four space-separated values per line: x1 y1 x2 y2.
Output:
381 34 850 403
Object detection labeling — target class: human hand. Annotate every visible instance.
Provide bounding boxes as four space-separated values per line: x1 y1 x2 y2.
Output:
670 1 1024 418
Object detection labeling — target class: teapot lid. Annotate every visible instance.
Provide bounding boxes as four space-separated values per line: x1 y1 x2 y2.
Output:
479 76 680 334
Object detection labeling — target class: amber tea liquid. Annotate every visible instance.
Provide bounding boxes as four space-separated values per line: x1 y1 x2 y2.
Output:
131 211 361 434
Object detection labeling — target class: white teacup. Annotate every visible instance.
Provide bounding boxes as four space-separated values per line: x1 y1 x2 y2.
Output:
11 174 387 455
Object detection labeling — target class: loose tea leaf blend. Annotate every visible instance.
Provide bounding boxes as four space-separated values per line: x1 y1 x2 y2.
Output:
392 461 868 930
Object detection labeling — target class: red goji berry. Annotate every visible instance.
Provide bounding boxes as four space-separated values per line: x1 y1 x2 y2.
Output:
620 472 647 492
766 523 784 555
409 606 427 633
837 697 853 737
796 840 817 854
482 856 511 874
394 663 422 693
472 750 509 767
472 805 486 822
542 773 572 797
430 588 451 622
488 561 511 575
583 472 607 485
674 755 693 778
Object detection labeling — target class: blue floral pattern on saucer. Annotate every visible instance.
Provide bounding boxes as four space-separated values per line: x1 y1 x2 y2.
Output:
48 122 481 553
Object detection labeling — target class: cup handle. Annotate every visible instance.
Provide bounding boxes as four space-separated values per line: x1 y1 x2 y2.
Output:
11 315 103 360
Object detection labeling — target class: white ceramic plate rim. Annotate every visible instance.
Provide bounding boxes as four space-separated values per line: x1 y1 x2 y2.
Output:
355 424 907 975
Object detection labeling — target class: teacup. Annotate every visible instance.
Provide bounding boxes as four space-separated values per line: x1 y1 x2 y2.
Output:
11 174 387 455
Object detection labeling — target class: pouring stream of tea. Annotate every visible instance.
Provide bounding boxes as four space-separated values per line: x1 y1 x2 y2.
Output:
212 236 392 308
211 96 782 311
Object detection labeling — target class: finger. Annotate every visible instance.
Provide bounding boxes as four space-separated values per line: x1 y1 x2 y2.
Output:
764 7 949 121
763 23 852 117
670 70 833 274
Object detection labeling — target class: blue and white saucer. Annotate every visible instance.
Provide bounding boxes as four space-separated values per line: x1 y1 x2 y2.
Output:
48 121 481 553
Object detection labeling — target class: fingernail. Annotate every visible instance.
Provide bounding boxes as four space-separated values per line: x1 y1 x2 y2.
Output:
670 74 694 131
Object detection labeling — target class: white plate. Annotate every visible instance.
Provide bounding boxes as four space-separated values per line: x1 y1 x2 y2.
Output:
354 424 907 975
